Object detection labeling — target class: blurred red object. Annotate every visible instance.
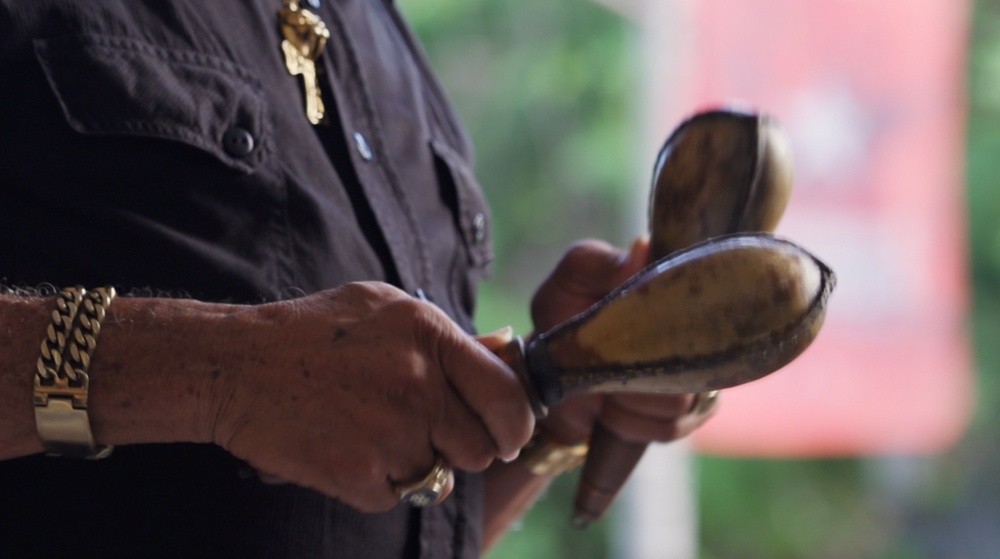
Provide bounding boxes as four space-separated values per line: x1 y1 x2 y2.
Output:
648 0 973 456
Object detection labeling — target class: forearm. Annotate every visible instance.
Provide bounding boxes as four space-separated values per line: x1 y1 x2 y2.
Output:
0 294 241 460
0 295 52 458
482 459 556 551
1 284 536 512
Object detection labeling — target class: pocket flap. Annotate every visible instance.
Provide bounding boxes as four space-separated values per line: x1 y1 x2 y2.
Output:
34 34 268 173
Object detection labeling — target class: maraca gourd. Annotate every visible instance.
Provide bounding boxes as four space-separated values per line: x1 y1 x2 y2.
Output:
507 233 834 411
649 109 794 256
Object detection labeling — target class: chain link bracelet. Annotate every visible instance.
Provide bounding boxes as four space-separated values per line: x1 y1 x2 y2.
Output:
33 287 116 459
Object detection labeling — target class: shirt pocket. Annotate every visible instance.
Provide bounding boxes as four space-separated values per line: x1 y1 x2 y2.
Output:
33 33 269 174
430 138 494 275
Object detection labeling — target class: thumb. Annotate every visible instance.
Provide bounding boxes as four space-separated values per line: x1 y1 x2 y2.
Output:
618 235 651 284
475 326 515 353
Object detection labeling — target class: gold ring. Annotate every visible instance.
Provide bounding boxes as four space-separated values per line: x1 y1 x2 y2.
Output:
689 390 721 416
394 457 453 507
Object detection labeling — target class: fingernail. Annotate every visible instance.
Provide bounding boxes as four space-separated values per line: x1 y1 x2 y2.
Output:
501 449 520 463
630 235 650 258
483 325 514 342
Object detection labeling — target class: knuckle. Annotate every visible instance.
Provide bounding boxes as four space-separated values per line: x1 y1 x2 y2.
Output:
342 282 402 304
491 400 535 451
332 282 411 313
449 446 494 473
381 297 444 339
514 412 536 447
405 299 452 334
391 352 439 393
562 239 617 272
602 409 685 444
390 297 429 324
336 282 375 299
566 238 610 259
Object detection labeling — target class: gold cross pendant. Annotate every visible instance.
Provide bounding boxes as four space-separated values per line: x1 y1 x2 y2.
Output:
279 1 330 125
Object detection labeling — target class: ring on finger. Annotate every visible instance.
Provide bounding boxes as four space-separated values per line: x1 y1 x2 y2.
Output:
394 457 453 507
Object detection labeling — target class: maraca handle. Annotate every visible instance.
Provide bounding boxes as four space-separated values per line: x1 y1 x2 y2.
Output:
573 423 648 527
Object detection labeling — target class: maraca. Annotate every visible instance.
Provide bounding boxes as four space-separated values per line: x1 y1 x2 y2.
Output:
498 233 829 408
571 109 796 526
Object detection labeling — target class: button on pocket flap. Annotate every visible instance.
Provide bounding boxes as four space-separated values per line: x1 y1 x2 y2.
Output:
33 34 268 173
430 139 494 270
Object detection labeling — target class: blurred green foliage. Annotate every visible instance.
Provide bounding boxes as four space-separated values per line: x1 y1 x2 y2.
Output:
402 0 639 330
402 0 1000 557
968 0 1000 423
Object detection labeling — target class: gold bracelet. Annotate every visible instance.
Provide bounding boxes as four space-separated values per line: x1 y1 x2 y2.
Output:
33 287 116 459
518 432 588 476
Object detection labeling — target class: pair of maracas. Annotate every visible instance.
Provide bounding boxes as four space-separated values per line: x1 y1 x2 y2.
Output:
496 109 833 526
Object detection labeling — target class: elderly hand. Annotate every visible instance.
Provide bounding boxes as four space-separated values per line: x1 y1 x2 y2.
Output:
209 282 535 512
529 238 716 446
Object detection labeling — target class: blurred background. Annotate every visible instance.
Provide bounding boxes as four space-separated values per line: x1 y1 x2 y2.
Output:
399 0 998 557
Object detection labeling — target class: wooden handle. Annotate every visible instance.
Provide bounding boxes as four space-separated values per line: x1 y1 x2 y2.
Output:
572 423 647 528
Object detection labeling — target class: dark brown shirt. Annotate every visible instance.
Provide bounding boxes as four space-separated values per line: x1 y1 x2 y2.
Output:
0 1 492 557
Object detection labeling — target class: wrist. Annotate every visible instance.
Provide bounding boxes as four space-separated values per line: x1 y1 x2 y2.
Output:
85 296 248 448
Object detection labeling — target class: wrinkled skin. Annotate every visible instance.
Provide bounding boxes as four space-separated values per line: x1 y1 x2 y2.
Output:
213 282 536 513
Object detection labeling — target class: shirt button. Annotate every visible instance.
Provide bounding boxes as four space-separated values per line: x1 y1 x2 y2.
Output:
222 127 255 158
472 212 487 243
353 132 373 161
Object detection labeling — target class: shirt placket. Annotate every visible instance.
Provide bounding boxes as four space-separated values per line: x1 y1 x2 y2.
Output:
314 1 431 297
